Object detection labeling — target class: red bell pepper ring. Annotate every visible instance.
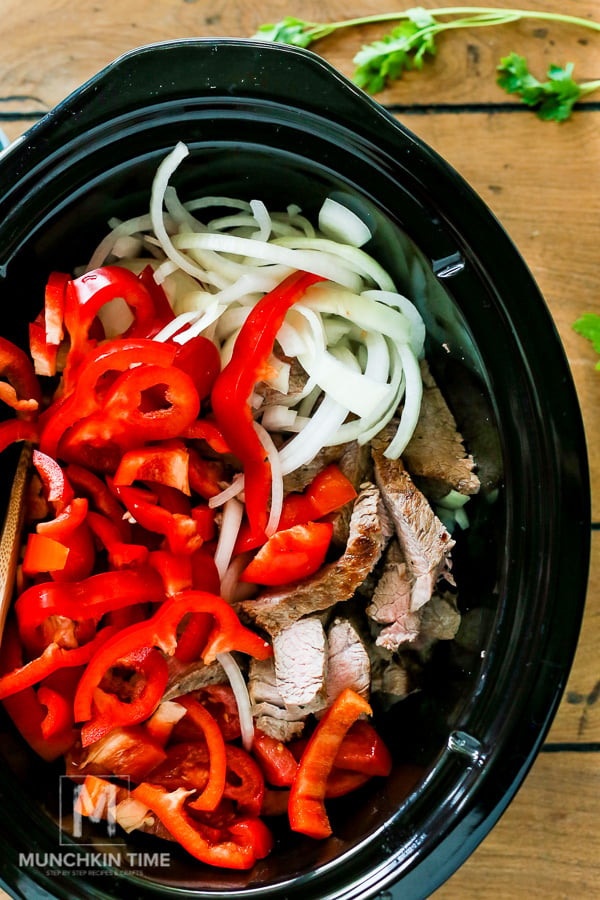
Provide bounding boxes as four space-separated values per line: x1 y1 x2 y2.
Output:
174 697 228 812
80 646 169 747
222 745 265 817
60 363 200 461
0 335 42 418
113 443 191 495
288 688 373 839
73 590 272 724
39 338 177 458
37 665 82 743
130 781 263 869
36 497 89 540
32 449 74 512
15 566 166 654
211 271 324 539
138 265 176 337
182 419 230 455
61 266 159 392
239 521 333 587
0 625 116 701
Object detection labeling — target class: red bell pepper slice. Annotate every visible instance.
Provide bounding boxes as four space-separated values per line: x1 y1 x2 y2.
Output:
80 646 169 747
252 730 299 787
130 781 265 869
138 265 176 337
170 685 240 743
61 266 159 391
29 312 58 377
333 720 392 778
187 449 226 501
22 533 70 576
113 443 191 495
0 335 42 417
182 419 230 455
171 697 228 812
37 666 82 743
240 521 333 586
0 625 115 701
173 335 221 402
87 510 149 569
73 590 271 725
288 688 373 839
15 566 166 654
0 619 77 761
48 519 96 583
211 271 324 539
36 497 89 539
145 699 187 746
65 464 131 540
32 449 74 512
115 484 204 556
0 419 39 454
43 271 69 347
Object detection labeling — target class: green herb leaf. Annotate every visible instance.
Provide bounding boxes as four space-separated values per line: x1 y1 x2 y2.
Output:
253 17 315 48
573 313 600 369
354 11 438 93
496 52 595 121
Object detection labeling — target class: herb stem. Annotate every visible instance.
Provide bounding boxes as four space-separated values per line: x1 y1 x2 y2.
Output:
305 6 600 41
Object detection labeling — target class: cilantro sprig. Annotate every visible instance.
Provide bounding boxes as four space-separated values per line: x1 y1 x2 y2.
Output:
573 314 600 370
253 6 600 119
497 52 600 121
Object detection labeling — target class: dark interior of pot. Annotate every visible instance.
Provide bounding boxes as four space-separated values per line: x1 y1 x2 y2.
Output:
0 40 589 900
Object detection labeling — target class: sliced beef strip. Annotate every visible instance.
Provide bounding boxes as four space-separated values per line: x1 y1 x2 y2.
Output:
324 617 371 707
368 644 411 701
402 359 480 499
162 657 225 701
248 657 310 742
413 591 461 653
273 618 327 710
372 430 455 612
239 481 393 635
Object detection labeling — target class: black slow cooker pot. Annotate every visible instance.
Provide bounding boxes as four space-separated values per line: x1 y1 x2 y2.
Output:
0 38 590 900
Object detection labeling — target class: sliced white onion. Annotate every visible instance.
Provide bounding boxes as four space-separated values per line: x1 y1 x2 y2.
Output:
250 199 272 242
303 283 414 347
208 473 245 509
96 296 134 338
219 553 250 604
278 393 349 475
213 497 244 580
152 310 201 343
383 341 423 458
261 405 298 431
217 651 255 751
362 289 426 356
86 213 156 269
172 232 362 292
115 797 154 833
318 197 372 248
254 421 284 536
273 236 394 290
298 346 392 418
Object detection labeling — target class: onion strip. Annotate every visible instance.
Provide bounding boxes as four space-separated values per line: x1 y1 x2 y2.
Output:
216 651 255 751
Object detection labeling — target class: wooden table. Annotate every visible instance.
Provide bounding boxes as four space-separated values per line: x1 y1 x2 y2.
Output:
2 1 599 896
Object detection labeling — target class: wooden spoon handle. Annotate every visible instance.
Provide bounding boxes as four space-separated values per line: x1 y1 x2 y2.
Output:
0 442 32 641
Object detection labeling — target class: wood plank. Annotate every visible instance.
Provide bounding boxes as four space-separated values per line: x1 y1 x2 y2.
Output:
434 750 600 897
1 0 598 115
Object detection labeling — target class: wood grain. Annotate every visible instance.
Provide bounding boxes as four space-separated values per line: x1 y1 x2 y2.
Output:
0 2 598 899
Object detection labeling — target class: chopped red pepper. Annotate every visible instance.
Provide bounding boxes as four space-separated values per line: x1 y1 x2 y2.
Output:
87 510 149 569
172 335 221 402
32 450 74 512
22 533 70 576
168 698 228 812
76 725 168 782
170 685 240 743
43 271 69 348
288 688 373 839
252 730 299 787
211 271 324 539
240 521 333 586
113 443 191 495
114 484 204 555
333 720 392 778
0 419 39 454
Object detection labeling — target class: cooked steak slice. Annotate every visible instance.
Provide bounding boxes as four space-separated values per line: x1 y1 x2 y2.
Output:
372 431 455 611
414 591 461 653
239 482 393 635
325 617 370 706
248 657 309 742
163 657 225 701
273 618 327 709
402 360 480 497
369 646 411 700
